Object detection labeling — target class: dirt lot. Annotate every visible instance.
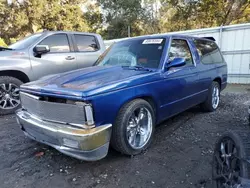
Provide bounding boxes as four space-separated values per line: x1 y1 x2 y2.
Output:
0 84 249 188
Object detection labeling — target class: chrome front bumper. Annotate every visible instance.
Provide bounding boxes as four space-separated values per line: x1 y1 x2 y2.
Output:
16 109 112 161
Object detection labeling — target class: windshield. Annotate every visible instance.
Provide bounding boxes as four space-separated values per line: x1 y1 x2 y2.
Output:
9 33 42 50
96 38 166 69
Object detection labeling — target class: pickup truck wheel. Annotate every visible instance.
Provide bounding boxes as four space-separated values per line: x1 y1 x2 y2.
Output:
212 131 250 188
0 76 23 115
111 99 155 155
201 81 220 112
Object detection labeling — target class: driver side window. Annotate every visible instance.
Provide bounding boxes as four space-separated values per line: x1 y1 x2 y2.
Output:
169 39 194 66
39 34 70 53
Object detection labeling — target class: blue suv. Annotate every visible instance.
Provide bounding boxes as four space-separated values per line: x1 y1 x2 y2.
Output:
16 35 227 161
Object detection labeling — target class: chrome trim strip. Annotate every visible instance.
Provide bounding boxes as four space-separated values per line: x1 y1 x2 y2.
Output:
23 110 95 129
20 91 40 100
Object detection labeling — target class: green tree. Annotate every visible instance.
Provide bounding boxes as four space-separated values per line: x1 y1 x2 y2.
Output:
83 1 103 33
159 0 250 32
0 38 7 47
98 0 144 39
0 0 91 44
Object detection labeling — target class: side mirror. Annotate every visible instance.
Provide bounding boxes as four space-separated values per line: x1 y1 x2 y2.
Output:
166 57 186 69
34 45 50 55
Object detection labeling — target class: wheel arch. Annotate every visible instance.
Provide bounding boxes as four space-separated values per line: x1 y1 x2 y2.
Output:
0 70 30 83
213 77 222 89
117 95 158 122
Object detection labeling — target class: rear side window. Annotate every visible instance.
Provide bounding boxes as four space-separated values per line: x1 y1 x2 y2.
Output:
74 35 99 52
193 39 223 64
169 39 194 66
39 34 70 53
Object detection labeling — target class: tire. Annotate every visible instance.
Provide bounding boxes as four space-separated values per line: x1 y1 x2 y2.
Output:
0 76 23 115
201 81 220 112
111 99 155 155
212 131 250 188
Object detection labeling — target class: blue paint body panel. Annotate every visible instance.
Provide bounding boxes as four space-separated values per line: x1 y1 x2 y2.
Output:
21 34 228 127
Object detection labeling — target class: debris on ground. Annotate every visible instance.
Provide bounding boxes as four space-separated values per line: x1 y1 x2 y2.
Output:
35 151 44 157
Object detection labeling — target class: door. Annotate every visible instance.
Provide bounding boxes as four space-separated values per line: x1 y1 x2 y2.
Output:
159 38 199 119
30 33 77 80
72 34 103 68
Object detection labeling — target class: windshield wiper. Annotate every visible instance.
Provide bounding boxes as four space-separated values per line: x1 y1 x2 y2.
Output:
122 65 153 72
0 46 13 51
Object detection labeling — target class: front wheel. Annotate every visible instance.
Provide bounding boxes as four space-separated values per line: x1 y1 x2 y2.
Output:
111 99 155 155
201 81 220 112
0 76 23 115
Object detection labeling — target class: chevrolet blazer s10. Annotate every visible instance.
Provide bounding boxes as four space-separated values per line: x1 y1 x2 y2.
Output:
16 35 227 161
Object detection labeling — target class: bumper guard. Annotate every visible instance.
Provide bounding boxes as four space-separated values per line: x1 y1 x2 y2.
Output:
16 109 112 161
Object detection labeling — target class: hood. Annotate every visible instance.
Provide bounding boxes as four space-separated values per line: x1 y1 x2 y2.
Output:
0 49 27 60
21 66 159 98
0 49 13 57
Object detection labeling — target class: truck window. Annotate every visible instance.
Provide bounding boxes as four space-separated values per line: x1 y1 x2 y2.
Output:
169 39 194 66
193 39 223 64
74 35 99 52
39 34 70 53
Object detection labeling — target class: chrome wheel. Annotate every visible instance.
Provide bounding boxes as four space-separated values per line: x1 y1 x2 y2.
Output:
0 83 20 110
126 107 153 149
213 138 242 188
212 85 220 109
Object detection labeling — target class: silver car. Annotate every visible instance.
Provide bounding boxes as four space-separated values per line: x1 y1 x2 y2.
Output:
0 31 105 115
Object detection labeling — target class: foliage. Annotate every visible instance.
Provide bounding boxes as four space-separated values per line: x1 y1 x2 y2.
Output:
0 38 7 47
98 0 144 39
0 0 250 42
10 38 17 44
159 0 250 33
0 0 91 44
83 1 104 33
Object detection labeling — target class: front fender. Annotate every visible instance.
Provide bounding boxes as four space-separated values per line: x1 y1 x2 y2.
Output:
85 82 161 127
0 56 33 80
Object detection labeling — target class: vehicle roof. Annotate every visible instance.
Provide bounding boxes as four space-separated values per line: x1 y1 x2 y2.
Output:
37 30 101 37
113 33 215 43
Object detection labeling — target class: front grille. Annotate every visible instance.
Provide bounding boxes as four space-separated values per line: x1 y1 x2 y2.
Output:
20 92 86 125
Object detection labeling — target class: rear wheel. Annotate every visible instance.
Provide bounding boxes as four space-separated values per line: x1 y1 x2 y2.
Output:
111 99 155 155
0 76 22 115
212 131 250 188
201 81 220 112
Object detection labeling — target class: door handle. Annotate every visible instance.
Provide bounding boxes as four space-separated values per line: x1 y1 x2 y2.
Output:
65 56 75 60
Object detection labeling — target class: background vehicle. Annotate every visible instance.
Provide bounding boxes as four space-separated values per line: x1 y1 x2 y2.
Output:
16 35 227 161
0 31 105 115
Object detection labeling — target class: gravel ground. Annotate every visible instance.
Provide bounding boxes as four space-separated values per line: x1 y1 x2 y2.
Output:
0 84 249 188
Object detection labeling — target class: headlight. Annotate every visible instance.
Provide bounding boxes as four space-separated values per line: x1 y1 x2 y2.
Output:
68 100 95 127
84 104 94 126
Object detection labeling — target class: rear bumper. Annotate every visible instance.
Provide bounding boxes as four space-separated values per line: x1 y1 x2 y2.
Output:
16 109 112 161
